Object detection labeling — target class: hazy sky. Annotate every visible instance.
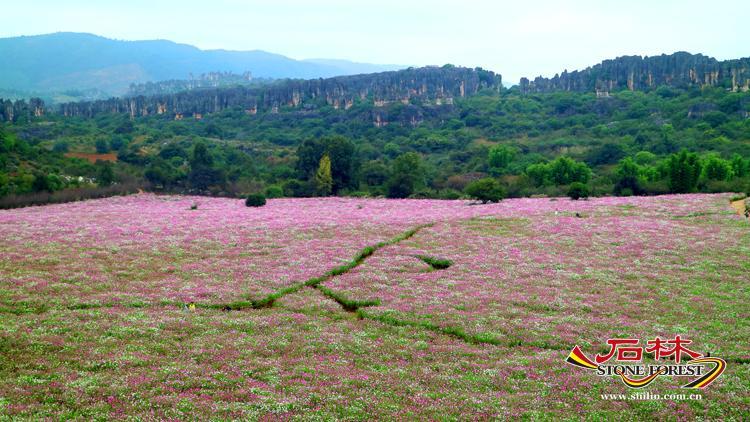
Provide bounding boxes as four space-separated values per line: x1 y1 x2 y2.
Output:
3 0 749 84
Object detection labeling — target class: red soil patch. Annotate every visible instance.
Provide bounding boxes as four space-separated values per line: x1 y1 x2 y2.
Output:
65 152 118 163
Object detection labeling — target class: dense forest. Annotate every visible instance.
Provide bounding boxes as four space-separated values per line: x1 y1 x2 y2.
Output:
1 53 750 207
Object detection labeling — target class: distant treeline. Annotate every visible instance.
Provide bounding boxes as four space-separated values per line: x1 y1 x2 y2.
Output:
0 182 141 209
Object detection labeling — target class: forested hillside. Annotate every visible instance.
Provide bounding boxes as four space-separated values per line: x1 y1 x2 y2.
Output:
1 55 749 207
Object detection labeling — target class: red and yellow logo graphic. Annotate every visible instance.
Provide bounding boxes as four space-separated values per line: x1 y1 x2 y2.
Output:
565 336 726 389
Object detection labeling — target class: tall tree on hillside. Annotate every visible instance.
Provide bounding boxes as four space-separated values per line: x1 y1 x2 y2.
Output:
667 150 701 193
488 144 515 174
614 157 642 195
296 136 355 193
314 154 333 196
95 139 110 154
549 157 591 185
386 152 425 198
96 161 115 186
701 154 732 182
188 141 224 191
730 154 749 178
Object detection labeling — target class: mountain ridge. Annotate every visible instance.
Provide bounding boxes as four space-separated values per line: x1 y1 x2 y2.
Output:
0 32 404 98
520 51 750 94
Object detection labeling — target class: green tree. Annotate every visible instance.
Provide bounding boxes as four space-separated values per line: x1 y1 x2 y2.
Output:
114 120 134 134
96 161 115 186
567 182 590 200
525 162 550 186
549 156 591 185
730 154 748 178
587 143 625 166
95 139 110 153
701 154 732 182
109 136 126 151
526 157 591 187
0 172 8 197
634 151 657 165
360 160 389 187
657 124 677 154
314 154 333 196
326 136 356 192
145 157 177 188
383 142 401 158
464 178 505 203
188 141 225 191
386 152 425 198
53 140 69 153
614 157 642 195
296 136 355 193
31 171 56 192
488 145 515 173
245 193 266 207
667 150 702 193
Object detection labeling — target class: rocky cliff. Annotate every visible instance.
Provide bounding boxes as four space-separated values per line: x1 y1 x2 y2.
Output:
53 66 500 122
0 98 45 123
519 52 750 94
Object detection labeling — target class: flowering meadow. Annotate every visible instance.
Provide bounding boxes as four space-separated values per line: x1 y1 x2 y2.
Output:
0 193 748 419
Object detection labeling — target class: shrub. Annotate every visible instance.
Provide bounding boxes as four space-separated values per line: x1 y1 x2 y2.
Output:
417 255 453 269
409 188 438 199
344 191 371 198
265 185 284 198
283 179 314 197
245 193 266 207
567 182 590 200
613 157 643 195
464 178 505 203
437 189 462 200
641 180 670 196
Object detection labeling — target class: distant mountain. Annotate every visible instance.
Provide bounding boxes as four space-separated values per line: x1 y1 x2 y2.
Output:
520 52 750 94
0 32 404 99
302 59 404 76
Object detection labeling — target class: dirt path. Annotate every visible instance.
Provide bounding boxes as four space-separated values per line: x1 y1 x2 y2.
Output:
731 199 748 218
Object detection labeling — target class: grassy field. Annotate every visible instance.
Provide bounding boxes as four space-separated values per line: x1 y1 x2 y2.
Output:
0 194 748 419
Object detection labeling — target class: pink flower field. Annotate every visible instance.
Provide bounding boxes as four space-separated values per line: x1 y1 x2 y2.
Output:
1 193 748 419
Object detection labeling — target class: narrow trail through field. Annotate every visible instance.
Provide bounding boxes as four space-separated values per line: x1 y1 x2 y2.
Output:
0 217 574 349
206 223 434 311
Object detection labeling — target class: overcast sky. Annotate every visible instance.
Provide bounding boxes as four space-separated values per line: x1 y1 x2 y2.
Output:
3 0 749 84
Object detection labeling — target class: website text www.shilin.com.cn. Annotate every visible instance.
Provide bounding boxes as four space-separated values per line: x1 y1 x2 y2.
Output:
600 392 703 401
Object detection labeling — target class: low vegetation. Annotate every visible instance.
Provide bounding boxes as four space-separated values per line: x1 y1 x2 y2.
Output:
245 193 266 207
416 255 453 269
1 194 746 419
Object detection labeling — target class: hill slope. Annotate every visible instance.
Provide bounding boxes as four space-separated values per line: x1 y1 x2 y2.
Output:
0 32 403 98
